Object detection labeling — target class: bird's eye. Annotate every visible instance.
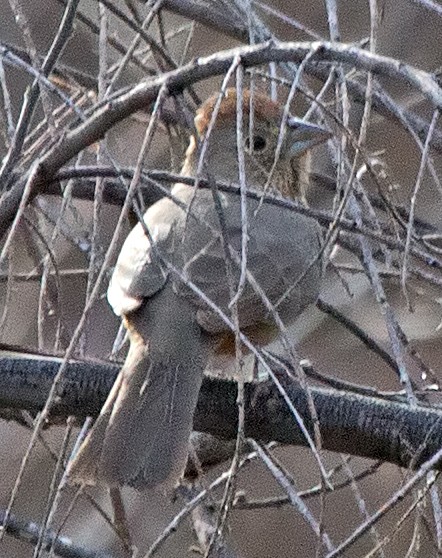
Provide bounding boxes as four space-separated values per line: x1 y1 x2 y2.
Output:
245 135 267 152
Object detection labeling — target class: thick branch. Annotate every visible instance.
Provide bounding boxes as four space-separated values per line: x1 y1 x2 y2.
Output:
0 509 107 558
1 349 442 471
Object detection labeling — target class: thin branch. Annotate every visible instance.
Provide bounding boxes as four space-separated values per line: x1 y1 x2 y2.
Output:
325 446 442 557
250 440 334 551
0 0 81 184
315 299 399 375
54 0 156 76
0 40 441 243
47 166 442 272
162 0 442 152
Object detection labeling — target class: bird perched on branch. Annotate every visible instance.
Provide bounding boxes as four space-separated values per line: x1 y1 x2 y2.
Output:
67 88 331 490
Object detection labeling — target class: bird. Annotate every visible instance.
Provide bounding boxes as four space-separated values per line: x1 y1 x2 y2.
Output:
66 88 331 490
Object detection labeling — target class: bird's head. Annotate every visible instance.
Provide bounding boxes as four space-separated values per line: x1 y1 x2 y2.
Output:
182 88 331 199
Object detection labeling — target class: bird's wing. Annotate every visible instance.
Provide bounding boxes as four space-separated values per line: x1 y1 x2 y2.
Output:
108 184 323 331
107 197 183 317
173 188 323 333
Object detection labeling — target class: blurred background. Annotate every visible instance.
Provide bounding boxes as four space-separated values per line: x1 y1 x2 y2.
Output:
1 0 442 556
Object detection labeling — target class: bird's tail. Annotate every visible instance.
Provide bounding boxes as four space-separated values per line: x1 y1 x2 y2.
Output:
67 282 207 490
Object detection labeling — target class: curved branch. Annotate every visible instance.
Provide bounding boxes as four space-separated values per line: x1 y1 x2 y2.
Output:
0 348 442 471
1 39 441 238
161 0 442 150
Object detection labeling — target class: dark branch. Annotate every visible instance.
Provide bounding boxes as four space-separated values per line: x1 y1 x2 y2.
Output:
47 166 442 270
0 508 109 558
1 349 442 471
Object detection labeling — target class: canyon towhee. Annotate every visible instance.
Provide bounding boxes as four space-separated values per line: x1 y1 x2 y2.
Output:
67 88 331 490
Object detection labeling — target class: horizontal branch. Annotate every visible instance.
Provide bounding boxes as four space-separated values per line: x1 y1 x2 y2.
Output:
48 166 441 269
0 508 107 558
1 348 442 471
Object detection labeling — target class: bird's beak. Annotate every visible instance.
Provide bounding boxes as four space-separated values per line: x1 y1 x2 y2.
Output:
287 117 332 156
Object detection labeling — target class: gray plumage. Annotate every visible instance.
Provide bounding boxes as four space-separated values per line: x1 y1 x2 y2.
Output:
67 89 328 490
